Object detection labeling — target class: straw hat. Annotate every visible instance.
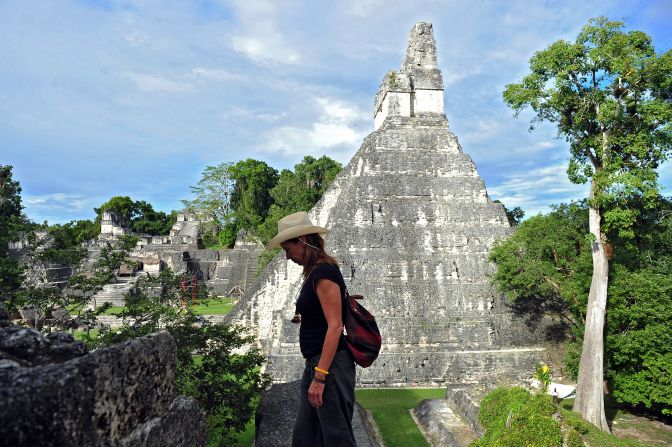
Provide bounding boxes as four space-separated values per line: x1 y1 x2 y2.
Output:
266 211 329 250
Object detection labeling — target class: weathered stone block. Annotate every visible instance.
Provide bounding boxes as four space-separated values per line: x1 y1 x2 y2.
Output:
0 331 205 447
118 395 206 447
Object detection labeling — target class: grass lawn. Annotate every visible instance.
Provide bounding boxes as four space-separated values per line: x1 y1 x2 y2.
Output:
189 298 236 315
102 306 125 315
355 388 446 447
73 328 99 341
68 299 237 316
67 304 126 315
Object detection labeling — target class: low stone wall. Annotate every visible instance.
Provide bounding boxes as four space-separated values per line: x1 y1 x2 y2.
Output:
0 326 206 447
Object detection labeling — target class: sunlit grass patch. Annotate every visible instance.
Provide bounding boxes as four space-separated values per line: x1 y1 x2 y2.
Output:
189 298 236 315
73 328 99 341
355 388 445 447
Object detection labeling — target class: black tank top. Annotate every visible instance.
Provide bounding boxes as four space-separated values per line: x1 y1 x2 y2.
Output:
296 262 347 358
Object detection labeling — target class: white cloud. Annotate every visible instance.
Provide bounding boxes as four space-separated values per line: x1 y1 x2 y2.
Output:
259 96 370 160
24 193 67 206
124 30 149 47
226 0 302 65
488 163 589 216
219 106 285 122
231 35 301 65
264 123 363 155
24 193 101 223
190 68 244 82
315 97 369 124
124 72 195 93
345 0 387 18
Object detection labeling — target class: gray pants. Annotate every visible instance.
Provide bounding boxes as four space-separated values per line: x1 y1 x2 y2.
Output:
292 349 356 447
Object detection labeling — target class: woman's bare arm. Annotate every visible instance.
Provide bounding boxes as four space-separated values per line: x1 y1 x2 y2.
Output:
308 278 343 407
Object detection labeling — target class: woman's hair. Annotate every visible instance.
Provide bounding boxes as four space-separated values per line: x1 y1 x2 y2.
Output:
288 233 338 277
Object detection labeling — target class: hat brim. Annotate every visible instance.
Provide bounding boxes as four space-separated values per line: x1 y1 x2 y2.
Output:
266 225 329 250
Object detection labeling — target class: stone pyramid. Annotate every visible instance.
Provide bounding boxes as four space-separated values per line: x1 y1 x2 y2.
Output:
228 22 546 386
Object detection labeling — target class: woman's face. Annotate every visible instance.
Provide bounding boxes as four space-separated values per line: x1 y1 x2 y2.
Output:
281 239 305 265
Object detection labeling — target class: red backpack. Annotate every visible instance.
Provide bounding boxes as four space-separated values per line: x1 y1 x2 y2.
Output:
342 291 382 368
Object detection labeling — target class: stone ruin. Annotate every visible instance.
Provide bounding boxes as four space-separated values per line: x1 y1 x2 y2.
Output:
95 211 263 301
0 303 206 447
9 230 74 289
8 212 263 316
229 22 559 389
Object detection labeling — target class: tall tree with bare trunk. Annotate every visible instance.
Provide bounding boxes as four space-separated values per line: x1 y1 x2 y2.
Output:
503 17 672 431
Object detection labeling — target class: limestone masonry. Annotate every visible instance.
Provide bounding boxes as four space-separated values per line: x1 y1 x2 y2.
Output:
0 327 206 446
228 22 550 387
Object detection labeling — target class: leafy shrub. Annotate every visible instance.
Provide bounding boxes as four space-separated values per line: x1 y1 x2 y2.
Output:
607 267 672 415
478 387 531 431
535 362 552 393
472 387 562 447
217 222 239 248
90 270 270 445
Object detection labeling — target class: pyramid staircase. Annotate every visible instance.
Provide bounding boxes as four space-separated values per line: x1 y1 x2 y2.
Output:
89 273 145 309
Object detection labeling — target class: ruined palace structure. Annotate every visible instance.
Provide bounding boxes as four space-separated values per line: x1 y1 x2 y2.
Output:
93 212 261 302
228 23 545 386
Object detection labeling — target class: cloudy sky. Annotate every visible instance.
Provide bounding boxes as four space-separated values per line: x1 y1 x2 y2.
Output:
2 0 671 224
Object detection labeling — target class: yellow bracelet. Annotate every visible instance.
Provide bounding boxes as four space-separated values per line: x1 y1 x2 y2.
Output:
314 366 330 375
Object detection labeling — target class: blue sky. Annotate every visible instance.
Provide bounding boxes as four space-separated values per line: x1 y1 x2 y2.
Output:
1 0 671 224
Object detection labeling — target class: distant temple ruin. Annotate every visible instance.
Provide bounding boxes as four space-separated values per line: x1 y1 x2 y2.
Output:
87 211 262 308
228 23 552 387
8 211 262 316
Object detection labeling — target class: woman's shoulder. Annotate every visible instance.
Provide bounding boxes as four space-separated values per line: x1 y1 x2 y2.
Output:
311 262 341 278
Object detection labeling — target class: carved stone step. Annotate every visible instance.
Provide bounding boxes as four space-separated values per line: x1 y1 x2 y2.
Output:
413 399 478 447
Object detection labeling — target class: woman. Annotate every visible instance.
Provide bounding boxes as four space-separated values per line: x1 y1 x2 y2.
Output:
266 211 356 447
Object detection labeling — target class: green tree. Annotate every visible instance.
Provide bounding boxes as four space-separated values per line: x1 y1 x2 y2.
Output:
132 201 176 235
89 269 271 445
95 196 175 235
490 199 672 417
605 197 672 415
272 156 342 212
182 163 236 248
490 202 592 329
503 17 672 430
182 163 235 226
38 220 96 266
94 196 136 224
228 159 279 229
0 165 30 301
9 235 139 330
256 156 342 244
493 200 525 226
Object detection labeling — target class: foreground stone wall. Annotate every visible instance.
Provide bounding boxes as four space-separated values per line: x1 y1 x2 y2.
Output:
0 327 206 447
255 381 380 447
